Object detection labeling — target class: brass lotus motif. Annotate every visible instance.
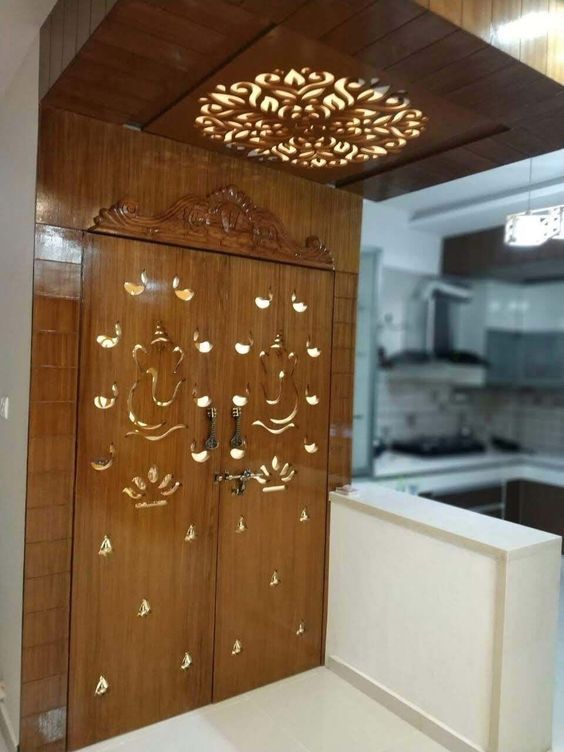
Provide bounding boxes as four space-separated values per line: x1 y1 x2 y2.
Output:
123 465 181 509
255 456 296 494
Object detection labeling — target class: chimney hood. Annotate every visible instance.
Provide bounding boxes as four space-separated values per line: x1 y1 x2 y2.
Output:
381 276 487 386
420 278 473 355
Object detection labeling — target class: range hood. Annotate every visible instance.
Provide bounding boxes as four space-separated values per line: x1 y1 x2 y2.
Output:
381 277 487 386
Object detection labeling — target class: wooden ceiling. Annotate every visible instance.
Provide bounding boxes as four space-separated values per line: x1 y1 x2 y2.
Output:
40 0 564 200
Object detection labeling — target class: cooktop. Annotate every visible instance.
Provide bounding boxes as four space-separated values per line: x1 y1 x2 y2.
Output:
390 435 487 458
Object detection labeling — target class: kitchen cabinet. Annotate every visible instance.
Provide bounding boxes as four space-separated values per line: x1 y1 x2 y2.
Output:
521 332 564 386
486 330 564 387
521 283 564 332
485 281 525 331
427 483 504 517
486 330 523 386
455 280 564 388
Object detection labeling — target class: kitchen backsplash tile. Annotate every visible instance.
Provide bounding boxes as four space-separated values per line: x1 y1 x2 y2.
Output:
376 374 564 455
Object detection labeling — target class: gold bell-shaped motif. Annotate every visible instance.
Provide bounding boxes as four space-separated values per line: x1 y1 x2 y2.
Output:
296 621 306 636
231 639 243 655
180 652 193 671
184 524 197 542
137 598 152 617
95 675 109 696
269 570 281 587
98 535 113 556
235 516 247 534
299 508 310 523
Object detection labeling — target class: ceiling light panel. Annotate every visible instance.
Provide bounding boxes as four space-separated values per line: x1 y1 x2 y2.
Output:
195 67 427 169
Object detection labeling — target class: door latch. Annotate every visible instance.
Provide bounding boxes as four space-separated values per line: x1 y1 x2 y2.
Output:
214 468 262 496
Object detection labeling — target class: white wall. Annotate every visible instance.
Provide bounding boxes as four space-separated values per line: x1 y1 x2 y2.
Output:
361 200 442 275
0 38 40 746
0 0 56 98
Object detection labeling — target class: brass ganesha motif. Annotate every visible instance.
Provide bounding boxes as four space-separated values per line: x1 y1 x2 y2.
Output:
252 334 298 435
126 322 187 441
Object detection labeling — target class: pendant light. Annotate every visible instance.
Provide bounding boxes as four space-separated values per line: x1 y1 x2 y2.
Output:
505 157 564 247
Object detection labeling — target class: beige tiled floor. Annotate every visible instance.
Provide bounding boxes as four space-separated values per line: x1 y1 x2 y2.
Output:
76 668 448 752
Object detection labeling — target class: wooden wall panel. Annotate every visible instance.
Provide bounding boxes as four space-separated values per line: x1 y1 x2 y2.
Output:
547 0 564 83
423 0 564 81
430 0 463 25
520 0 549 72
39 0 117 97
37 107 361 275
20 226 83 752
492 0 523 59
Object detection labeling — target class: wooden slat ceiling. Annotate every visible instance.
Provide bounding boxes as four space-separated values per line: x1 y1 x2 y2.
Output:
40 0 564 200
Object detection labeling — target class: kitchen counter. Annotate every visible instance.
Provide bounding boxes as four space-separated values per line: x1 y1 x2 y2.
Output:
327 487 561 752
365 449 564 495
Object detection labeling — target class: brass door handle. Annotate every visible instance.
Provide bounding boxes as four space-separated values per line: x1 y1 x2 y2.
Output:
230 406 244 449
205 407 218 450
214 468 263 496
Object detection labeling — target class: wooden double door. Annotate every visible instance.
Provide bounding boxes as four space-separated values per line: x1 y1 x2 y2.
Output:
68 234 334 748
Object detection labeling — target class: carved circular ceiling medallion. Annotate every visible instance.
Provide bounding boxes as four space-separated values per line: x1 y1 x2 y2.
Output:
195 67 428 169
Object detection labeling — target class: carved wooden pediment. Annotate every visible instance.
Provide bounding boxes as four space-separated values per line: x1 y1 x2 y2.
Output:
89 184 334 269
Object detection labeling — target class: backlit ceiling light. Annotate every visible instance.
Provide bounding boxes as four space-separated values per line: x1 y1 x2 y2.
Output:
195 67 428 169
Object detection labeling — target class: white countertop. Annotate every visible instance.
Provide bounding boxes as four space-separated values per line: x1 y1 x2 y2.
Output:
331 487 561 557
374 449 564 478
363 450 564 495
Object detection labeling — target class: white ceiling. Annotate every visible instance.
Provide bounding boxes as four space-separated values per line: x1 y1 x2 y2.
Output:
381 148 564 239
0 0 56 98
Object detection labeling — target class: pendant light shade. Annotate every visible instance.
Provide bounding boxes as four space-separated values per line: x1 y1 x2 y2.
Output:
505 157 564 248
505 206 563 247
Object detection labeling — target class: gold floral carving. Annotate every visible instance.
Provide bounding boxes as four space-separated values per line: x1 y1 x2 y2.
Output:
90 185 333 269
196 67 427 169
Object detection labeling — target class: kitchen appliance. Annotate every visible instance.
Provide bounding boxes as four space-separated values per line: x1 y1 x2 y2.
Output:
379 276 488 385
391 435 487 457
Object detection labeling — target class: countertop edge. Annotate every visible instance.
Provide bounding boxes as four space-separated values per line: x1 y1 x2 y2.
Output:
330 489 561 559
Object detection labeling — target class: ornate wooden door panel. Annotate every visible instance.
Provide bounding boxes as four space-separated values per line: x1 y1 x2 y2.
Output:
69 236 224 749
213 258 334 700
69 233 335 746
